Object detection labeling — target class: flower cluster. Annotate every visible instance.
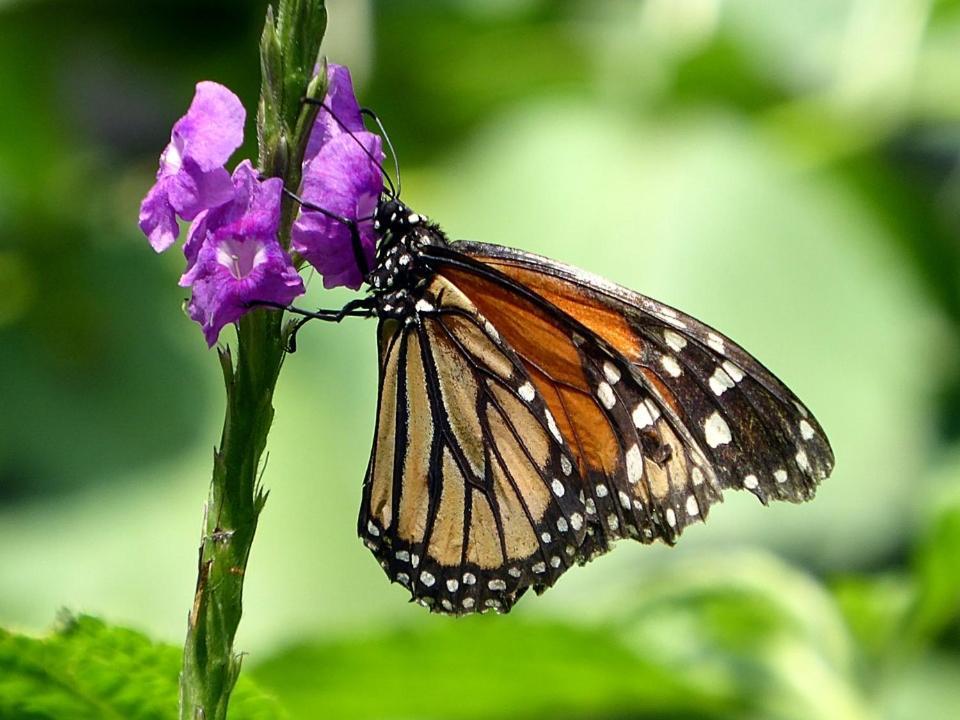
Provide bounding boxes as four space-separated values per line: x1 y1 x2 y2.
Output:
139 66 383 346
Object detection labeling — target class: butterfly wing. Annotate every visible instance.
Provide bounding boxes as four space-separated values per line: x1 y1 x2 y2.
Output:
424 240 835 557
359 274 588 614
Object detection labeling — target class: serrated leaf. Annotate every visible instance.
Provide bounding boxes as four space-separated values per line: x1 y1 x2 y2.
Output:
0 614 282 720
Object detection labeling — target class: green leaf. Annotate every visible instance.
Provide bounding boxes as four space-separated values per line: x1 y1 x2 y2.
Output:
250 619 736 720
907 497 960 645
833 573 914 668
0 614 282 720
615 553 871 720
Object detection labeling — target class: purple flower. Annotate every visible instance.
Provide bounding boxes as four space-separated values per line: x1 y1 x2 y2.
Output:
139 82 246 252
180 162 304 346
303 64 366 163
292 64 384 290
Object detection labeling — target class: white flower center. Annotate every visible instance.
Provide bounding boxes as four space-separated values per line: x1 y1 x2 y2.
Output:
162 140 184 174
217 238 266 280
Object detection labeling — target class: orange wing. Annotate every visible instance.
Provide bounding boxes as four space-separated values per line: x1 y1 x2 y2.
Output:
425 241 834 557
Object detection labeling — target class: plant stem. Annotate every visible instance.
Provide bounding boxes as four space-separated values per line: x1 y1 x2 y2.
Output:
180 310 284 720
179 3 326 717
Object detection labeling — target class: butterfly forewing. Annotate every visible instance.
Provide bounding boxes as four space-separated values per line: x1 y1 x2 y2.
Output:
359 275 587 614
423 241 834 555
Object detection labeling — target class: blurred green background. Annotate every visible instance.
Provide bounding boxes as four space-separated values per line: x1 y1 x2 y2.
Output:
2 0 960 718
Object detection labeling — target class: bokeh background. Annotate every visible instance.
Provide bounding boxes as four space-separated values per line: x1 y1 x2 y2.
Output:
2 0 960 717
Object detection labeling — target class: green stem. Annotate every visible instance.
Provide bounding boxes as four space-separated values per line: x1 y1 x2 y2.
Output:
179 310 284 720
178 3 327 717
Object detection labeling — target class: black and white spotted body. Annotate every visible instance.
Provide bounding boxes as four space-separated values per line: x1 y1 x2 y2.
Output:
367 198 447 320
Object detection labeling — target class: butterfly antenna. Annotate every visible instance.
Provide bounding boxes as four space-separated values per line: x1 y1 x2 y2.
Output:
361 107 401 199
306 98 397 198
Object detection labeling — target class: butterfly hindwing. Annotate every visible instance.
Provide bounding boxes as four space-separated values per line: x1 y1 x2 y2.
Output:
359 275 587 614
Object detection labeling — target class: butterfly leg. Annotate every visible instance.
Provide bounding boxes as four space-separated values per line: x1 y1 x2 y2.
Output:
283 188 371 278
242 298 375 352
284 296 376 352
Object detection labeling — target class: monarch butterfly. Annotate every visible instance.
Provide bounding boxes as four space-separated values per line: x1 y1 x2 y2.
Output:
289 109 834 616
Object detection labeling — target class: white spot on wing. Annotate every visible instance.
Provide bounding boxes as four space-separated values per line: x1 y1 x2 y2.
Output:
774 469 788 483
570 512 583 531
415 299 434 313
603 361 621 384
686 495 700 516
666 508 677 527
722 360 744 383
462 572 476 585
618 491 632 510
557 517 569 532
488 579 506 591
709 366 735 396
595 483 609 498
707 333 726 354
633 402 653 429
796 450 811 472
664 329 687 353
660 355 682 378
366 520 380 537
692 467 704 485
446 579 459 592
420 571 435 587
518 382 536 402
800 420 815 440
626 444 643 484
551 479 565 497
597 381 617 409
704 412 732 448
560 455 573 476
743 474 759 490
545 409 563 444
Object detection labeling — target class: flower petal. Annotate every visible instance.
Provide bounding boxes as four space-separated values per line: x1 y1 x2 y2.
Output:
293 131 383 289
138 179 179 252
183 236 304 347
139 81 246 250
166 161 234 220
172 81 246 173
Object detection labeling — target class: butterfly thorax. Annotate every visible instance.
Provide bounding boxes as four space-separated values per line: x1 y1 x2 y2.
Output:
367 198 448 318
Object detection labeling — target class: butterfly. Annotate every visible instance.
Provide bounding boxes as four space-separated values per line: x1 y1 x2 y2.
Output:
304 194 831 616
286 103 834 615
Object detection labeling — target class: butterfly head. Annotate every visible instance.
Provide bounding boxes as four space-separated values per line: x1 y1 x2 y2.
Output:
373 197 425 240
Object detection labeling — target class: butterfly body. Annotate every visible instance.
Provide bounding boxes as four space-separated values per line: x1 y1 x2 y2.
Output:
367 199 448 320
355 196 834 615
